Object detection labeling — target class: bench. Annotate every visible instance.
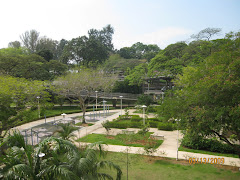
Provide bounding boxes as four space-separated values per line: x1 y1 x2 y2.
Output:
150 134 164 140
122 129 135 134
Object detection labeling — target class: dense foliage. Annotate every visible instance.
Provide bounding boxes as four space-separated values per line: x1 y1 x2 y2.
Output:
0 76 50 137
158 31 240 156
0 132 122 179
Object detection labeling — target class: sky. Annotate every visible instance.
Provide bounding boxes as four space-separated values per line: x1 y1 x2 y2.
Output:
0 0 240 50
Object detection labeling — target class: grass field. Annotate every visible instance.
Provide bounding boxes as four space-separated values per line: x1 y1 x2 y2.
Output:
78 132 163 148
179 146 239 158
100 152 240 180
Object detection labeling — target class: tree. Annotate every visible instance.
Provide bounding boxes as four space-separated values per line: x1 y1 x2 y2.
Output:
57 39 68 61
36 37 58 54
125 63 148 86
191 27 221 41
20 29 40 53
0 47 28 56
0 53 67 80
61 25 114 67
37 49 53 61
0 76 50 139
8 41 21 48
164 42 187 59
54 68 117 123
159 31 240 156
136 94 153 106
103 54 144 73
118 42 160 60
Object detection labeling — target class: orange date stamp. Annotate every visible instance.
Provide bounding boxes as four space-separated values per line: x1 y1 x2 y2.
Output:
189 157 225 165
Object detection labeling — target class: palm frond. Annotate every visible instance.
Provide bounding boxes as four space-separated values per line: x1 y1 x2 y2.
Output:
96 161 122 180
38 164 79 180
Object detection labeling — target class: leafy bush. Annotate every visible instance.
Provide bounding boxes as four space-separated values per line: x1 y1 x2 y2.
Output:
147 118 160 122
158 116 167 122
146 105 157 113
107 121 130 129
181 134 239 154
157 122 175 131
130 115 142 122
136 94 153 106
129 122 142 128
148 121 158 128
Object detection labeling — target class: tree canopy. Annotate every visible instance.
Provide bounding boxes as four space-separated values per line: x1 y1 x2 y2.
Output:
61 25 114 67
54 68 117 123
158 31 240 156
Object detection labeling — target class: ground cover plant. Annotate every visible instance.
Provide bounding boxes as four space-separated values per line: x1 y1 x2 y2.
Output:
78 132 163 149
99 152 240 180
179 146 239 158
179 134 240 158
103 114 177 131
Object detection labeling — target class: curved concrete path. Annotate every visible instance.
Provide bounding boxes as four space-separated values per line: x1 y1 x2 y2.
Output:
12 109 240 167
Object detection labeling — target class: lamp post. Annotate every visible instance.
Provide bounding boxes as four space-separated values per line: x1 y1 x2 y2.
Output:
119 96 123 116
95 91 98 110
175 118 181 160
103 100 107 117
61 113 67 121
36 96 40 119
142 105 147 125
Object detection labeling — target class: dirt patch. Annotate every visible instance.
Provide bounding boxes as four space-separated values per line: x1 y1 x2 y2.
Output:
81 123 91 127
106 136 115 139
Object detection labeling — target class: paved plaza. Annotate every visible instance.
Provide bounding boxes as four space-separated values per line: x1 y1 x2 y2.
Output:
13 109 240 167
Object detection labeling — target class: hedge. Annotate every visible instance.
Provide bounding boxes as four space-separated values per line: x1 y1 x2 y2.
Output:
181 134 239 154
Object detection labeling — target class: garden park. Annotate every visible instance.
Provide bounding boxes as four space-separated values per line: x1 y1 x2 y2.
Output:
0 27 240 179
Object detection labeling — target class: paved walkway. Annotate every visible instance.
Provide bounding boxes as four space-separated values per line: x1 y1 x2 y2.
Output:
13 109 240 167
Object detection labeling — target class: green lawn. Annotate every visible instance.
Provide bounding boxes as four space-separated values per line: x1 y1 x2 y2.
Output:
100 152 240 180
179 146 239 158
78 132 163 148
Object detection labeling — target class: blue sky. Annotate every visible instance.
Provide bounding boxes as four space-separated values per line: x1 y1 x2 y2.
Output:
0 0 239 49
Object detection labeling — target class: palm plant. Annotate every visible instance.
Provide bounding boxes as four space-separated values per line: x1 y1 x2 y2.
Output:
53 123 78 140
0 131 122 180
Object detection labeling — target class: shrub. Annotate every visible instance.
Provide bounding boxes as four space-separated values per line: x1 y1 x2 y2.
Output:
157 122 175 131
181 134 239 154
129 121 142 128
131 115 142 122
158 116 167 122
148 121 158 128
146 105 157 113
136 94 153 106
107 121 129 129
147 118 159 122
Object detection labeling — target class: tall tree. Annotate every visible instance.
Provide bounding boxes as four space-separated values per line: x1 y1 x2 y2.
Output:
159 31 240 156
61 25 114 66
57 39 68 61
191 27 222 41
54 68 117 123
8 41 21 48
119 42 160 60
0 76 50 137
20 29 40 53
